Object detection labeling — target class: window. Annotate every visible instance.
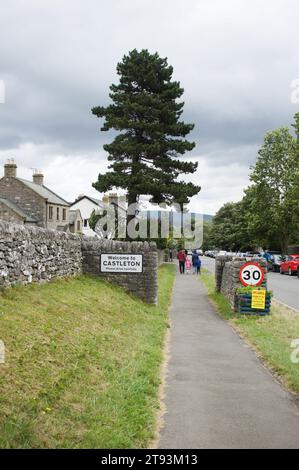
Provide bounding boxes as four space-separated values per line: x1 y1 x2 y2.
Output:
56 207 59 220
84 218 88 228
49 206 53 220
77 220 81 231
62 208 66 221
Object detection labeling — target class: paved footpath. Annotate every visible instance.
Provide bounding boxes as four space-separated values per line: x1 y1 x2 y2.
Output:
158 271 299 449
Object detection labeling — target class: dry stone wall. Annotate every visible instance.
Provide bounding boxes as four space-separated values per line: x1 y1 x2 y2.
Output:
0 221 160 303
81 238 158 304
0 220 82 286
215 255 268 310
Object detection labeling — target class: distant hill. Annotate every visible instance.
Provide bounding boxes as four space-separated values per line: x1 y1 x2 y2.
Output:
139 210 214 223
203 214 214 222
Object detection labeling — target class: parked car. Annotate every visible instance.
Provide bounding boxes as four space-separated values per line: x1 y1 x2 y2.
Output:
205 250 217 258
217 250 227 256
246 252 263 258
268 254 283 272
264 250 281 258
279 255 299 275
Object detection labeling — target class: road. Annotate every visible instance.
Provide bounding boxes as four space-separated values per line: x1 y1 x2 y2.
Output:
202 256 299 311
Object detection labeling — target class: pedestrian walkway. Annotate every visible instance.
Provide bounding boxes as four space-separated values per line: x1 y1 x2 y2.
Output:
158 271 299 449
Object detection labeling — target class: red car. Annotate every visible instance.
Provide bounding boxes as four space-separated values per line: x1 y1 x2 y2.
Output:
279 255 299 276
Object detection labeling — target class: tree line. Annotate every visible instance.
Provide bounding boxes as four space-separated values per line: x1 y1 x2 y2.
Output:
205 113 299 254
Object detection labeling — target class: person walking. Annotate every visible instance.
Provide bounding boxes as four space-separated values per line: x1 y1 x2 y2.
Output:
192 250 201 275
196 256 202 275
177 249 187 274
185 256 192 274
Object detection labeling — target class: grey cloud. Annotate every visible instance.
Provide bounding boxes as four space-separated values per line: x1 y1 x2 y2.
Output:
0 0 298 212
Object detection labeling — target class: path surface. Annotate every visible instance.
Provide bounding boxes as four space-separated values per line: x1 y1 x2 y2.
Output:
202 256 299 311
158 271 299 449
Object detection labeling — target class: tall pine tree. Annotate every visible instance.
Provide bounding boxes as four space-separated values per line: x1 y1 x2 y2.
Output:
92 49 200 234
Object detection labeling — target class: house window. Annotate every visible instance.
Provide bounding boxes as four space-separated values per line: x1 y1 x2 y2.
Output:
77 220 81 231
84 218 88 227
49 206 53 220
62 208 66 221
57 207 59 220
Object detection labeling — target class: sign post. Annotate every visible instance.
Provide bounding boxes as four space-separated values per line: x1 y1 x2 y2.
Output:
239 262 265 287
238 262 270 315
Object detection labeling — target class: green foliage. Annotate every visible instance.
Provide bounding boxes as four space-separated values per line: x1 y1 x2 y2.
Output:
206 112 299 252
209 200 255 251
88 208 100 231
202 220 214 251
249 124 299 252
235 286 272 295
201 269 299 395
0 266 176 448
92 49 200 222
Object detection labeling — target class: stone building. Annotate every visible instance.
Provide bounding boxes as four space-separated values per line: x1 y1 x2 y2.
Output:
0 159 80 232
70 193 127 237
68 209 83 234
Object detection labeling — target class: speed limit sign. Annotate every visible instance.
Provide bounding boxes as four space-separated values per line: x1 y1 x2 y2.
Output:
239 262 265 287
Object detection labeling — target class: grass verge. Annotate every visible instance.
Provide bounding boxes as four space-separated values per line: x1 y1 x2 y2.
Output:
0 264 176 448
201 268 299 396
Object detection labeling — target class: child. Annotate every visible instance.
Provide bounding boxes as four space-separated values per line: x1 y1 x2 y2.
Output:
185 257 191 274
196 256 202 275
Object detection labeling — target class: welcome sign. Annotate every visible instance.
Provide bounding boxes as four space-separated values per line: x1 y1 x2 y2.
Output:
100 253 143 273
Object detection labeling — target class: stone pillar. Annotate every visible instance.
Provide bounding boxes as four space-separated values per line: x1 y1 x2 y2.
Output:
215 255 232 292
216 256 268 311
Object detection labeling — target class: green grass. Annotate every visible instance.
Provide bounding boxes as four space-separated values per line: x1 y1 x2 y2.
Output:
0 264 176 449
201 268 299 395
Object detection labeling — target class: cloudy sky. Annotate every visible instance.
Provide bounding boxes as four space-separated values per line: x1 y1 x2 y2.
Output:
0 0 298 214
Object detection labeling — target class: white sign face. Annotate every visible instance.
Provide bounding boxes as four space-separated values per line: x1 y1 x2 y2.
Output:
239 262 265 287
100 253 143 273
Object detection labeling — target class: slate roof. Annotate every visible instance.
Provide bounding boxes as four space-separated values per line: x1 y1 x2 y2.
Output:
18 178 69 206
70 195 104 207
0 197 38 223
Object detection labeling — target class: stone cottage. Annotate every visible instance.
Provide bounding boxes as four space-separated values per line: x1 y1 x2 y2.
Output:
0 159 81 233
68 209 83 234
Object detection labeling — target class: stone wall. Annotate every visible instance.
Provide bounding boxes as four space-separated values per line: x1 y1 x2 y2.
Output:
0 220 82 286
81 238 158 304
215 256 268 310
0 221 160 304
157 249 165 266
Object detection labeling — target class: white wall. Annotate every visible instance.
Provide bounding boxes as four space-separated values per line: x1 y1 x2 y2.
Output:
70 198 100 236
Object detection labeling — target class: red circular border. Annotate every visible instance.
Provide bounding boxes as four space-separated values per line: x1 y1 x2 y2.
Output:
239 262 265 287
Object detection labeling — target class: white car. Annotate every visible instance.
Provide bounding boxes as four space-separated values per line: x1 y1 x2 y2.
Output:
217 250 227 256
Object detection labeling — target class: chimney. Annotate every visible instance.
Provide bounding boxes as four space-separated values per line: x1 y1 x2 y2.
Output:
32 169 44 186
108 192 119 206
4 158 17 178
